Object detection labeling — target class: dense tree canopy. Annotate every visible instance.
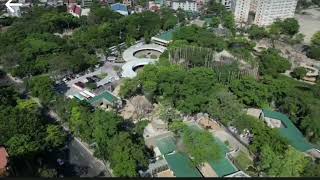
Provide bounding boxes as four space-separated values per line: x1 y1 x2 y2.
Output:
259 48 291 76
183 127 222 166
291 67 307 79
308 31 320 60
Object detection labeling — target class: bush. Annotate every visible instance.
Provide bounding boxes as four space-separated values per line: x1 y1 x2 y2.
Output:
291 67 307 80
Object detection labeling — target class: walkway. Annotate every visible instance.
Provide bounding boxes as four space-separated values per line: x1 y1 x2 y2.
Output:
121 43 166 78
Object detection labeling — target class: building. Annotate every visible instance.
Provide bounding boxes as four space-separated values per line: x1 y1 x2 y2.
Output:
100 0 115 5
134 5 144 13
68 4 82 17
123 0 132 7
149 136 203 177
81 0 92 7
253 0 298 26
86 91 122 109
149 1 161 12
171 0 198 12
7 6 21 17
219 0 232 10
47 0 64 6
151 28 177 46
0 147 9 177
231 0 251 24
260 109 315 152
111 3 129 16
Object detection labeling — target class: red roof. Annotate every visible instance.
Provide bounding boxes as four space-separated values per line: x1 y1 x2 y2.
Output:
68 4 82 16
74 5 81 16
0 147 8 169
150 5 159 12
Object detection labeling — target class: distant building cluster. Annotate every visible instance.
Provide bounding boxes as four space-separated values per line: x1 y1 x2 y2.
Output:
218 0 298 26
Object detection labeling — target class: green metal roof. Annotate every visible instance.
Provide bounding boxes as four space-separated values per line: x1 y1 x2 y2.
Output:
208 137 238 177
262 109 313 152
186 124 238 177
164 152 202 177
87 91 119 105
156 28 176 41
156 136 176 155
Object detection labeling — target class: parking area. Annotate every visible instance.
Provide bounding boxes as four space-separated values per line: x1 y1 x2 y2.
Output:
57 61 123 97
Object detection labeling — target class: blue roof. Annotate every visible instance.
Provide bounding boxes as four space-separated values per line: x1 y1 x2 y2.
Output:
111 3 128 12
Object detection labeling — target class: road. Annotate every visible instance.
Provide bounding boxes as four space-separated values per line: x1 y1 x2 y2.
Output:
48 110 113 177
64 137 110 177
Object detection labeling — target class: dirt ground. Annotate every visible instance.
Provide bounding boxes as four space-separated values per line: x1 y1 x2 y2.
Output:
295 8 320 44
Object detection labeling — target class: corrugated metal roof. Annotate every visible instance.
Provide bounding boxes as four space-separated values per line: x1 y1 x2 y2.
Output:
188 124 238 177
164 152 202 177
262 109 313 152
207 138 238 177
87 91 118 105
156 136 176 155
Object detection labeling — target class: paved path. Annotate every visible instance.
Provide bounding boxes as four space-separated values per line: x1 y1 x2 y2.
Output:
121 43 166 78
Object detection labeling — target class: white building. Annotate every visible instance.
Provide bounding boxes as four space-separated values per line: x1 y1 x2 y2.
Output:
7 6 21 17
253 0 298 26
231 0 251 24
171 0 198 12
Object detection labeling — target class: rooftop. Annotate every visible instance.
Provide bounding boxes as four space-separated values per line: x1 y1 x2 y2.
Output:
262 109 314 152
87 91 119 105
156 136 176 155
111 3 128 12
164 152 202 177
207 138 238 177
155 28 178 42
0 147 8 169
187 124 238 177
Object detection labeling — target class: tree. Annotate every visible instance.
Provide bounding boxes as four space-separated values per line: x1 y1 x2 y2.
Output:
183 127 222 166
259 48 291 76
291 67 307 79
279 18 300 36
119 78 140 98
311 31 320 47
230 77 272 107
207 89 244 124
28 75 55 104
302 160 320 177
308 31 320 60
45 125 67 149
69 104 93 141
248 25 268 40
107 132 148 177
269 23 282 46
38 167 58 177
308 46 320 60
169 120 187 135
222 12 235 34
210 17 220 28
279 147 308 176
259 145 308 177
0 86 18 106
6 135 41 157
